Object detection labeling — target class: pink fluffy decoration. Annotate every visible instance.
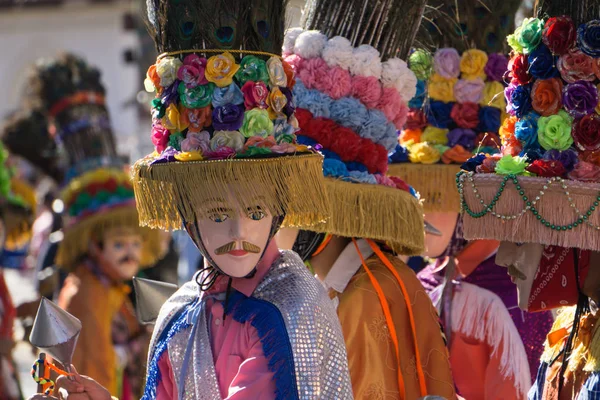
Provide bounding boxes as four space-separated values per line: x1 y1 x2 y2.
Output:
324 66 352 99
377 87 403 121
352 75 383 108
297 57 328 90
283 54 304 72
393 100 409 129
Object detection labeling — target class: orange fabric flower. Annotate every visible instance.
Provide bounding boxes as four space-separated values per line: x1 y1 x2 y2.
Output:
442 145 473 164
499 116 517 141
282 61 296 89
531 78 563 116
502 135 522 156
243 135 277 150
400 129 422 145
146 64 162 93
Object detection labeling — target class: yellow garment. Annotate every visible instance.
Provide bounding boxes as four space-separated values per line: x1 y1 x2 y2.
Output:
57 265 131 396
336 253 456 399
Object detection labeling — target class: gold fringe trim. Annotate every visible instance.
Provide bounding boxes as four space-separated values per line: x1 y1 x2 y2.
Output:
131 153 330 231
308 178 425 256
56 206 162 272
387 163 461 213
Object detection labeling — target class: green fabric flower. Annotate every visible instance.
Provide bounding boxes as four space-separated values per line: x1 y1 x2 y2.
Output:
409 49 433 80
432 144 450 155
178 82 215 109
507 27 524 53
238 146 272 157
168 132 184 151
151 98 166 118
495 155 529 175
517 18 544 54
538 110 573 150
276 133 295 144
240 109 274 138
235 56 270 86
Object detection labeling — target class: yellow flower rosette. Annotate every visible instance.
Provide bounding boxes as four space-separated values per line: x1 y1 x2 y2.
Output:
428 73 457 103
407 141 441 164
421 126 449 146
174 151 204 162
481 81 507 110
460 49 488 80
162 104 190 133
205 52 240 87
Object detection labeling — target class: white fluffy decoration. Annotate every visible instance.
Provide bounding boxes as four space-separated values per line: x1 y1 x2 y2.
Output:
293 30 328 60
349 45 383 79
283 28 304 55
382 57 418 101
321 36 354 70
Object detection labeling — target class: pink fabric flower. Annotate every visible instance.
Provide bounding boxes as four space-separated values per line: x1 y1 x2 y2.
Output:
324 66 352 99
297 57 328 89
375 174 398 188
204 146 236 160
454 78 485 103
393 101 409 129
557 49 597 83
271 142 298 153
352 75 383 108
177 54 208 88
151 121 170 153
568 160 600 182
377 87 403 122
181 131 210 153
241 81 269 109
283 54 304 72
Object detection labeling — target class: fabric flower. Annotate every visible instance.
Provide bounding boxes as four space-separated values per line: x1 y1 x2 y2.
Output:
376 87 404 122
507 27 525 53
478 106 501 133
381 58 418 101
322 66 352 99
557 49 597 83
151 121 170 153
145 65 161 92
409 80 426 109
563 80 599 118
295 83 332 118
181 130 210 153
235 55 269 86
508 54 532 85
514 112 540 149
406 109 427 130
212 83 244 108
537 110 573 150
400 129 422 145
484 53 509 82
499 115 517 140
266 57 287 87
581 150 600 166
572 114 600 152
168 132 184 151
352 76 383 109
502 135 523 157
428 73 457 102
350 45 383 78
151 146 178 164
204 147 236 160
185 107 212 133
509 84 533 118
569 160 600 182
280 87 296 118
577 20 600 58
442 145 473 164
544 149 579 172
241 81 269 110
330 97 368 132
209 130 245 152
240 109 274 138
322 36 354 69
156 57 183 87
282 60 296 88
388 144 410 163
177 54 208 89
297 57 327 90
526 159 566 177
426 101 453 128
461 154 486 172
450 102 479 129
212 104 245 131
516 18 545 54
178 82 214 109
433 48 460 79
162 104 189 133
447 128 476 150
480 81 506 110
454 78 485 103
151 98 166 119
244 136 277 151
408 49 433 80
542 16 576 55
407 142 441 164
323 158 349 178
174 151 204 162
531 77 563 116
421 126 449 145
495 155 529 175
266 87 288 119
205 52 240 87
529 44 559 79
459 49 488 80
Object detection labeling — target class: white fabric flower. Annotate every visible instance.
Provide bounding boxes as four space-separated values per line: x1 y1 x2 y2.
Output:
322 36 354 70
382 57 418 101
349 45 382 78
209 131 245 151
156 57 182 87
283 27 304 55
294 30 328 59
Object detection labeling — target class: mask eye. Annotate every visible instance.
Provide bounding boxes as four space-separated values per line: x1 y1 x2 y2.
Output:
248 210 266 221
209 213 230 223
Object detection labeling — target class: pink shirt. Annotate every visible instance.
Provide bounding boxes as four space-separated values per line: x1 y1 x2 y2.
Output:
156 240 280 399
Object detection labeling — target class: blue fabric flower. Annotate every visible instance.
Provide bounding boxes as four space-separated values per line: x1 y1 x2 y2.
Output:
323 158 349 178
515 111 540 149
577 20 600 57
380 127 400 153
345 161 368 172
543 149 579 172
521 146 544 161
478 107 501 133
510 84 533 118
359 109 393 146
296 135 317 147
389 144 410 163
346 171 378 184
321 149 342 160
295 87 332 118
426 101 453 128
409 80 427 108
330 97 368 133
461 153 486 172
212 83 244 107
528 44 559 79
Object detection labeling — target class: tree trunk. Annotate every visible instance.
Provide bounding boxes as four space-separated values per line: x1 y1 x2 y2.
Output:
534 0 600 26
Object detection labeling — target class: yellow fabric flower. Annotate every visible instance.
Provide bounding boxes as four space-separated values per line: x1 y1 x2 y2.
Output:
162 104 190 133
267 87 288 119
205 52 240 88
267 57 288 87
460 49 488 80
421 126 449 145
481 81 507 110
174 151 204 162
407 142 441 164
428 73 457 102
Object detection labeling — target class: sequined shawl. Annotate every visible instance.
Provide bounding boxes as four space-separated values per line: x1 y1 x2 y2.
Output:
144 250 353 399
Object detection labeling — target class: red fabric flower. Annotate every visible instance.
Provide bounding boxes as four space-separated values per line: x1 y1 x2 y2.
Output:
572 114 600 152
476 155 501 173
526 159 567 177
508 54 532 85
502 135 522 156
405 108 428 130
542 16 576 55
450 102 479 129
389 176 411 192
329 126 362 162
295 108 313 130
306 118 337 148
580 150 600 167
356 139 388 174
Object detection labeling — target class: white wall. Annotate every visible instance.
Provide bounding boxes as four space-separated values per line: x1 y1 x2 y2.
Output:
0 3 141 158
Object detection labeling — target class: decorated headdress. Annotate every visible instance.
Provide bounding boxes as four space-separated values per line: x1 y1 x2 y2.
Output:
283 0 425 255
1 54 161 271
132 0 329 231
457 1 600 251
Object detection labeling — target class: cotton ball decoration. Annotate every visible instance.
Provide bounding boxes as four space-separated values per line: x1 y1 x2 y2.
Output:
382 58 418 101
322 36 354 70
293 30 328 59
283 28 304 55
350 45 383 79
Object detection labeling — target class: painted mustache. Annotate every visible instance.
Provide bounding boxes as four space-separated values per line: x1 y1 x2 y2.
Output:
215 241 261 255
119 255 140 265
